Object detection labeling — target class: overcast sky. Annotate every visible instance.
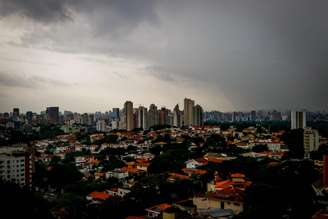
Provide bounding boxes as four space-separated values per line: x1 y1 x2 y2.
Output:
0 0 327 113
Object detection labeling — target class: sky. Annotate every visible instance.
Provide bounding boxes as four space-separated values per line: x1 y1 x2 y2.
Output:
0 0 327 113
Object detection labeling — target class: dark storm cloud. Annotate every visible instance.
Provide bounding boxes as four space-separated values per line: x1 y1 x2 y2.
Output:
1 0 328 110
0 0 158 25
0 0 71 22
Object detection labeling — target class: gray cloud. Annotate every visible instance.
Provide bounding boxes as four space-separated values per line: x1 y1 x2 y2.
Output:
0 0 71 22
0 0 328 111
0 71 72 88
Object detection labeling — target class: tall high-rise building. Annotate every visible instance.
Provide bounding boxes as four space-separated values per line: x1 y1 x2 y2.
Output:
148 104 159 128
184 98 195 126
81 113 89 125
124 101 134 131
26 111 33 123
13 108 20 117
137 106 148 130
88 113 95 125
96 120 107 132
168 111 174 127
303 128 320 158
193 104 204 126
112 108 120 121
173 104 182 127
133 108 138 129
0 145 34 186
232 111 240 122
291 111 306 129
111 120 119 130
159 107 170 126
46 107 59 124
270 110 282 121
250 110 257 122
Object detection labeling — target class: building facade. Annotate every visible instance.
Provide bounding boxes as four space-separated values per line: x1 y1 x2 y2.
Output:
291 111 306 129
124 101 134 131
303 128 320 158
148 104 159 128
194 104 204 126
173 104 183 128
46 107 60 124
0 145 33 186
137 106 148 130
184 98 195 126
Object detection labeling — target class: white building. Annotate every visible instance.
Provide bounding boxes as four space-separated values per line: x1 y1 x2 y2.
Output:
107 188 131 197
304 128 320 158
137 106 148 130
0 145 33 186
185 159 207 169
96 120 107 132
111 120 119 130
106 169 129 180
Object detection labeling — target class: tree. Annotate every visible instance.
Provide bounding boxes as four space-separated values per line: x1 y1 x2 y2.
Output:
33 160 48 189
204 134 227 152
99 156 125 171
105 134 119 143
48 162 83 190
148 148 189 173
0 180 53 219
281 129 304 158
252 144 268 153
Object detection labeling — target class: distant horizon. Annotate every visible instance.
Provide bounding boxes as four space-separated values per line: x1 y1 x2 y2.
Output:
1 103 326 115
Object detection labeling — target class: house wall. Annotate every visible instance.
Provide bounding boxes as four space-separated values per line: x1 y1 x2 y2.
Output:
193 197 243 215
163 212 175 219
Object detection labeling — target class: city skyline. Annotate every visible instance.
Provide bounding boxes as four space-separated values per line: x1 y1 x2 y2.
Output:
0 103 322 115
0 0 328 113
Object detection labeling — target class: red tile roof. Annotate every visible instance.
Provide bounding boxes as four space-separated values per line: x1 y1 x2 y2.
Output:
231 173 245 178
88 191 111 201
146 203 172 213
126 217 145 219
182 168 207 175
168 173 191 181
121 166 144 174
208 188 244 202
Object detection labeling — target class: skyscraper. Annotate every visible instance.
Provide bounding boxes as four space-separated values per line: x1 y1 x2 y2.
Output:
13 108 19 117
0 145 34 186
124 101 134 131
26 111 33 123
96 120 107 132
193 104 204 126
184 98 195 126
46 107 59 124
148 104 159 128
250 110 257 122
112 108 120 121
291 111 306 129
137 106 148 130
159 107 170 126
303 128 320 158
173 104 182 128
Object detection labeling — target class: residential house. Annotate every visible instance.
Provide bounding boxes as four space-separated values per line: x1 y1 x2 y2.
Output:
145 203 172 218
